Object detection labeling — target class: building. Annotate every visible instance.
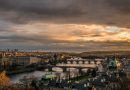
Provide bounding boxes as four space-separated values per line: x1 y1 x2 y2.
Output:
11 56 41 66
0 57 12 69
37 56 50 64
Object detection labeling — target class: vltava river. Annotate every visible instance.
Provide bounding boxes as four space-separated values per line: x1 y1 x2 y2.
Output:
9 67 88 83
10 71 47 83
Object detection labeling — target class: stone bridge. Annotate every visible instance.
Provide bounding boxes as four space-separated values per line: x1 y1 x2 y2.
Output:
37 64 96 74
37 58 103 74
64 60 102 65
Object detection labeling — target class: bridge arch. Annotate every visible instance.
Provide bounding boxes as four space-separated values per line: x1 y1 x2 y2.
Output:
73 61 77 64
85 61 89 64
79 61 83 64
52 67 63 72
67 61 71 64
90 61 95 64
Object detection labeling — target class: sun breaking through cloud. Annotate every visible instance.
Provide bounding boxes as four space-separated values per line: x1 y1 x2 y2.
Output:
0 0 130 52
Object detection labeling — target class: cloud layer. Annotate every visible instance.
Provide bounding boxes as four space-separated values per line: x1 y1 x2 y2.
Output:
0 0 130 52
0 0 130 27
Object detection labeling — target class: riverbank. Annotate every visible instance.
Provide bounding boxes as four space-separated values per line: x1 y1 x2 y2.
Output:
7 68 36 76
6 65 43 76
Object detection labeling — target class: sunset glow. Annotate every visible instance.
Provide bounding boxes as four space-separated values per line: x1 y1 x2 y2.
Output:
0 0 130 51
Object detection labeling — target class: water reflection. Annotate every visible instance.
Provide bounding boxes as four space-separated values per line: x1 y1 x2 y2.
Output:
10 71 47 83
9 67 89 83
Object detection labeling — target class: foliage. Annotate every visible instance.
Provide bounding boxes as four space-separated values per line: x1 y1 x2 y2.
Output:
0 71 10 88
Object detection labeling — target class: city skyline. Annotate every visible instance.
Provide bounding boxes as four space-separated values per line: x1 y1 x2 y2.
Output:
0 0 130 52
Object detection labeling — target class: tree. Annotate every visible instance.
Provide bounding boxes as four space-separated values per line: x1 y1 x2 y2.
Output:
0 71 10 88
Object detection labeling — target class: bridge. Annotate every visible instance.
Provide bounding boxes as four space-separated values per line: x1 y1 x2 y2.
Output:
63 57 103 65
37 57 103 74
37 64 97 74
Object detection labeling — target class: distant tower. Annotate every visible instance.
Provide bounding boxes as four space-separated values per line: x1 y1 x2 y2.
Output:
54 54 57 61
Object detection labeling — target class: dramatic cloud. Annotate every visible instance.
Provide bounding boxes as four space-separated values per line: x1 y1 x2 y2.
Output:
0 23 130 51
0 0 130 27
0 0 130 51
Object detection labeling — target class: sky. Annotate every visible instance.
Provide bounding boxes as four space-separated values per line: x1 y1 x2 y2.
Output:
0 0 130 52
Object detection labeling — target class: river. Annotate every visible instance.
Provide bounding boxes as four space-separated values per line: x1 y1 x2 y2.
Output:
9 71 47 83
9 66 89 83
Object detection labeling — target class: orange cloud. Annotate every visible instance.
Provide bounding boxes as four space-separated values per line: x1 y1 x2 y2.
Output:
12 23 130 42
